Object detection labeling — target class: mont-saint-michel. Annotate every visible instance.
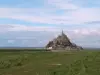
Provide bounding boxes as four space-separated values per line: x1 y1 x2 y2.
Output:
46 31 83 51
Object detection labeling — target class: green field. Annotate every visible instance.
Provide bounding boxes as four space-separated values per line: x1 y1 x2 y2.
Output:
0 49 100 75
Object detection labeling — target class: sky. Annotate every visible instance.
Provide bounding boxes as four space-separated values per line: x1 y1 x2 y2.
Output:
0 0 100 48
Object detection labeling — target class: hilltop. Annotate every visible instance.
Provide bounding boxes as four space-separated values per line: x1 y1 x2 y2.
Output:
46 31 83 50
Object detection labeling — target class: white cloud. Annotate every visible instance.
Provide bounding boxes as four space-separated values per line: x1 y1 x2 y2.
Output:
0 24 60 32
70 28 100 36
0 6 100 25
0 7 100 25
8 40 15 44
1 24 100 37
70 8 100 23
47 0 79 10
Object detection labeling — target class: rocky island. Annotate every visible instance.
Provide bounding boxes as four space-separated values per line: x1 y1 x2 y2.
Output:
46 31 83 51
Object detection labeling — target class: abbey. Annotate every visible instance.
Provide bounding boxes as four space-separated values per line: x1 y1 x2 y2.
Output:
46 31 83 50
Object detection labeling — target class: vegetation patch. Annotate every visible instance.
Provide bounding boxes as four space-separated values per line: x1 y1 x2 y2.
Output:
0 50 100 75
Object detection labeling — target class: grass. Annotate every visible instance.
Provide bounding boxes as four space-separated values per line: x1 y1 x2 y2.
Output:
0 49 100 75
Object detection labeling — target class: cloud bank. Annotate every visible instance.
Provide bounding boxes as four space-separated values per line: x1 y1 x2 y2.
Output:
0 0 100 47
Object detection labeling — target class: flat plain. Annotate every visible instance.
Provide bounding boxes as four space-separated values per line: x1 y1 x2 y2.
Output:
0 49 100 75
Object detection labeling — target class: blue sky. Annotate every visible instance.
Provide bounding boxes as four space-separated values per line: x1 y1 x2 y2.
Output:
0 0 100 48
